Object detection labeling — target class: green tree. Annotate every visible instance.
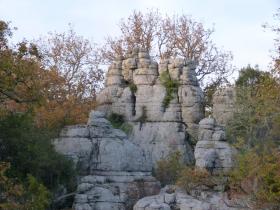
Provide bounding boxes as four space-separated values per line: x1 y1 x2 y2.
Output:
0 113 76 191
0 162 51 210
227 66 280 148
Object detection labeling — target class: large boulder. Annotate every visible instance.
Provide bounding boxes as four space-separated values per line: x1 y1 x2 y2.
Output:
54 111 160 210
212 86 236 126
133 185 243 210
95 50 203 167
194 117 236 173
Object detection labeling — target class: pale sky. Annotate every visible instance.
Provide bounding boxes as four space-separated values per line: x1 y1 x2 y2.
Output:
0 0 279 71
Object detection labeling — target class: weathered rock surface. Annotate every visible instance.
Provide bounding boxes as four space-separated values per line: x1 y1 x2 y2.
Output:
54 111 160 210
54 50 238 210
133 185 244 210
194 117 236 173
96 49 204 165
213 86 235 126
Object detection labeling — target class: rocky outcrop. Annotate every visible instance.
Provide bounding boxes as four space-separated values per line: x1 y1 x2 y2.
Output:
54 49 238 209
194 117 235 174
213 86 235 126
96 49 204 165
54 111 160 210
133 185 243 210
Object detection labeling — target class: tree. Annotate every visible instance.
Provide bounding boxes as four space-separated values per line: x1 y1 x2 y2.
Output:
0 162 51 210
0 21 45 116
35 27 104 127
0 112 76 192
227 66 280 148
101 10 233 87
264 8 280 76
38 26 104 99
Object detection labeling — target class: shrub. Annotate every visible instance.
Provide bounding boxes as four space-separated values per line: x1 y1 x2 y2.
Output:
108 113 133 134
177 167 218 194
0 113 76 192
0 162 51 210
155 151 184 186
160 72 179 109
229 147 280 209
108 113 125 128
128 83 138 94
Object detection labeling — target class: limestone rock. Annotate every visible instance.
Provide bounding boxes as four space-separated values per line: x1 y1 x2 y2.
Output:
133 185 243 210
54 111 160 209
213 86 236 126
95 51 202 168
130 122 194 165
195 117 236 173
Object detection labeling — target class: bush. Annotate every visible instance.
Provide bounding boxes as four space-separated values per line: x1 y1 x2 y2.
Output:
108 113 133 135
108 113 125 128
155 151 184 186
0 162 51 210
160 72 179 109
176 167 225 194
0 113 76 192
229 147 280 209
128 82 137 94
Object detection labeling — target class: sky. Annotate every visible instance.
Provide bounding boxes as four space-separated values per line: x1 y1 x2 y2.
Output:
0 0 279 72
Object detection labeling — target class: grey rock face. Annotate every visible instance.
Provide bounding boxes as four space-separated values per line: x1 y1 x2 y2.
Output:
194 117 236 173
54 111 160 210
133 185 242 210
213 86 236 126
130 122 194 165
96 50 204 166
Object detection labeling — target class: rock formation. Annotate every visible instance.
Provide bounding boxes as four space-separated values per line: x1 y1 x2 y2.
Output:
133 118 237 210
213 86 235 126
96 48 204 165
195 117 236 174
133 185 241 210
54 49 238 210
54 111 160 210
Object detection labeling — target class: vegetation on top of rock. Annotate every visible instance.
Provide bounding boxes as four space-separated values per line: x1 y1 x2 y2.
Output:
108 113 125 127
128 82 138 94
101 10 233 89
108 112 133 134
160 71 179 109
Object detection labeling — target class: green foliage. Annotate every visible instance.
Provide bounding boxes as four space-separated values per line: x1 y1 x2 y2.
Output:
25 175 51 210
203 79 227 116
160 72 179 109
227 66 280 148
226 66 280 209
155 151 184 186
108 113 125 128
0 113 76 192
235 65 264 87
0 162 50 210
229 147 280 209
128 82 137 94
108 113 133 134
120 123 133 135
